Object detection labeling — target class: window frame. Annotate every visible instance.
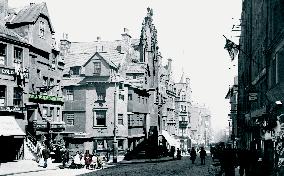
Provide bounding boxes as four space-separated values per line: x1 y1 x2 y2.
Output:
118 114 123 125
0 43 7 65
13 87 22 107
66 113 75 126
93 110 106 126
93 62 101 75
66 88 74 101
0 85 6 106
39 20 45 38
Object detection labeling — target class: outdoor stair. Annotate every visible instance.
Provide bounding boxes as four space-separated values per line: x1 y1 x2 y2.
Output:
24 132 39 160
124 138 147 160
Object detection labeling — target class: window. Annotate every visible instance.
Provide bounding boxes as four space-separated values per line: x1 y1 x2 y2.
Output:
0 86 6 106
138 96 140 103
51 53 56 70
37 69 41 78
39 20 45 38
66 113 74 126
43 107 48 119
66 88 74 101
119 94 124 100
43 76 48 86
94 62 101 74
94 111 106 126
13 87 22 106
118 139 124 150
70 66 80 76
30 54 36 65
57 108 60 117
50 107 54 118
128 94 132 101
118 114 123 125
49 78 54 86
97 93 105 101
0 43 6 65
97 140 104 150
14 47 23 72
128 114 134 126
119 83 124 90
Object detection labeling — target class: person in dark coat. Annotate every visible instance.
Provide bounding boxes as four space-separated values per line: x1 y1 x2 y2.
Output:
42 145 50 168
84 150 92 169
170 146 176 159
61 148 69 168
190 147 197 164
177 148 181 160
199 147 207 165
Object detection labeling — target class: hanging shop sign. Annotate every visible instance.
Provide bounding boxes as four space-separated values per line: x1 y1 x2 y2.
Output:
0 67 15 75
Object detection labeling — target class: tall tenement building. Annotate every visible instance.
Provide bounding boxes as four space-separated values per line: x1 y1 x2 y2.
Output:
238 1 284 175
0 1 64 162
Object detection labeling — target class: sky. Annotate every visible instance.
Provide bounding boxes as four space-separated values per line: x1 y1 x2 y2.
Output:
9 0 242 133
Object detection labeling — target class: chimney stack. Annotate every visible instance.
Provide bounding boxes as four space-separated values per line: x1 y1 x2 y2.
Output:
30 2 35 6
97 36 101 41
121 27 131 44
60 32 71 56
167 58 172 72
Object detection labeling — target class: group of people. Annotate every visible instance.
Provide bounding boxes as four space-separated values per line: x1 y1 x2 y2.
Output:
72 150 105 170
188 147 207 165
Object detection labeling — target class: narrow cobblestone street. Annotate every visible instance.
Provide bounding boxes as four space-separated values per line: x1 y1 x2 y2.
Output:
81 156 213 176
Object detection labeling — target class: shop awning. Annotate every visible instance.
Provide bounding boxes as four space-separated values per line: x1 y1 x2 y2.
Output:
0 116 26 136
161 130 179 148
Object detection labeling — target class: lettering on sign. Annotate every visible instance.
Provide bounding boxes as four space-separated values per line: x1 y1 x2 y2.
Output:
249 93 258 101
0 67 15 75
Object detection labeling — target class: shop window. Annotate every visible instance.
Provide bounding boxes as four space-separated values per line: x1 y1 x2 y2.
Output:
0 85 6 106
118 114 123 125
66 113 74 126
0 43 6 65
66 88 74 101
94 110 106 126
118 139 124 150
93 62 101 75
97 140 104 150
13 87 22 106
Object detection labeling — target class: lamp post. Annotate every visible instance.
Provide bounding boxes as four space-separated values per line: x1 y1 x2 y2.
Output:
113 81 118 163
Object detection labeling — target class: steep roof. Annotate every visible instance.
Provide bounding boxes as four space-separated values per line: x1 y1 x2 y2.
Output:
0 23 26 42
9 2 55 32
64 40 126 71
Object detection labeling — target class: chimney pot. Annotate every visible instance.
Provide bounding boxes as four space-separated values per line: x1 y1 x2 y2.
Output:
30 2 35 6
97 36 101 41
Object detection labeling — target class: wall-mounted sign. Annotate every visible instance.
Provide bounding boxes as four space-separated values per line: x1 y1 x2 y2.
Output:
29 94 63 103
0 106 27 111
0 67 15 75
249 93 258 101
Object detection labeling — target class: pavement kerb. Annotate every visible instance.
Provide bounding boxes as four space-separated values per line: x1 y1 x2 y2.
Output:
114 157 175 165
2 167 59 176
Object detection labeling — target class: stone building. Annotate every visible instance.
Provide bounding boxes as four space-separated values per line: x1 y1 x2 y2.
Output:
0 1 64 162
237 0 284 174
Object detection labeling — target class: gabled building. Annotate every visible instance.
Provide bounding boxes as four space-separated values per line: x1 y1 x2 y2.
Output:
0 0 64 162
175 74 192 152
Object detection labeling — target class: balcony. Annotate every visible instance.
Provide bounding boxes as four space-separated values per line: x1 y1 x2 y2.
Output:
179 121 188 128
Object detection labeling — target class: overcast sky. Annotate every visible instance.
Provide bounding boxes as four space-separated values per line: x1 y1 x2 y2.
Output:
9 0 242 132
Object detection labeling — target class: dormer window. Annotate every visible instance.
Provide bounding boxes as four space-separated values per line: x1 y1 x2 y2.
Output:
39 20 45 38
70 66 80 76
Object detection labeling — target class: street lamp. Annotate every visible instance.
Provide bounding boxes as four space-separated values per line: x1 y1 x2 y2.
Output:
113 81 118 163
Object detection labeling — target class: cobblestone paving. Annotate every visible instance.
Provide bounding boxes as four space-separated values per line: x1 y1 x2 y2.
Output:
81 156 213 176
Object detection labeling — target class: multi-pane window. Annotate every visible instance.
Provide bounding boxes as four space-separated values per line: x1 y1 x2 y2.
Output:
128 114 134 126
66 113 74 126
0 43 6 65
66 89 74 101
39 20 45 38
43 107 48 119
13 87 22 106
97 93 105 101
94 62 101 75
14 47 23 72
70 66 80 75
94 110 106 126
0 86 6 106
118 114 123 125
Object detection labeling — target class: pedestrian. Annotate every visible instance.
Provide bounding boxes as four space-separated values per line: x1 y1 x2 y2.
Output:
223 145 236 176
190 147 197 164
80 152 85 168
84 150 92 169
90 153 97 169
74 151 81 169
61 148 69 168
199 147 207 165
170 146 176 159
41 144 50 168
177 148 182 160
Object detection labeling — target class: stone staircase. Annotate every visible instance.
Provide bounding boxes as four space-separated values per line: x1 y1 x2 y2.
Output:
24 132 38 160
